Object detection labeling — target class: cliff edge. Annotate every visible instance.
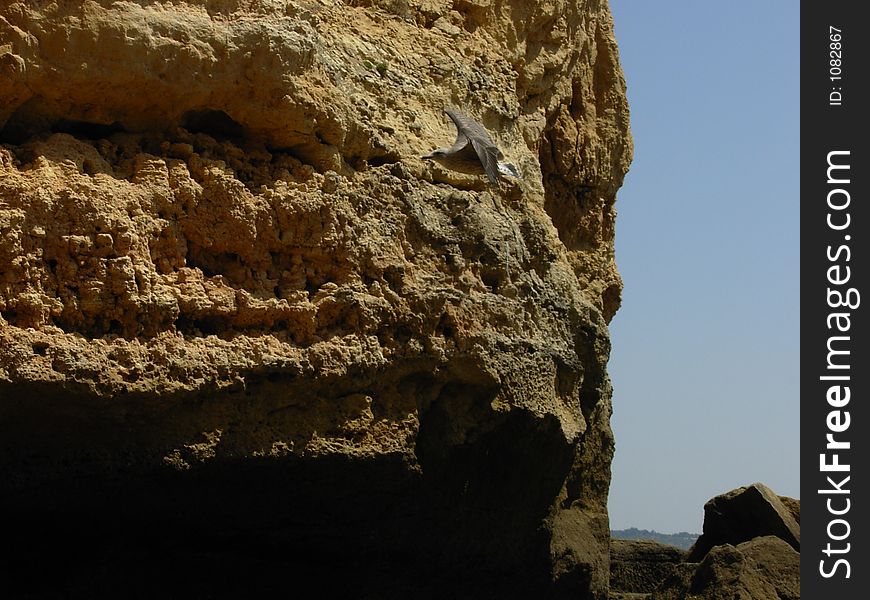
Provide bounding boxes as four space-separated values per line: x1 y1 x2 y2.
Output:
0 1 631 597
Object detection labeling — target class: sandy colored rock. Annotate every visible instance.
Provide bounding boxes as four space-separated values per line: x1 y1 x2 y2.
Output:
653 536 799 600
1 1 631 597
779 494 800 524
687 483 800 562
610 540 686 595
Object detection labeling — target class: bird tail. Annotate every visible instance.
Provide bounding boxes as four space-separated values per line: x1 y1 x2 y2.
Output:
498 162 521 179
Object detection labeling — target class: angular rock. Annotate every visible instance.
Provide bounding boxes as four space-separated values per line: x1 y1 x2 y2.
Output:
610 539 686 594
0 1 632 598
653 536 799 600
687 483 800 561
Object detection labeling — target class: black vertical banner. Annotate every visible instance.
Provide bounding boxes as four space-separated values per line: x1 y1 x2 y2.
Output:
801 2 868 598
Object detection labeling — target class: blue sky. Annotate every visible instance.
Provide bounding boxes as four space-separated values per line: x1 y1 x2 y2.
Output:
606 1 799 533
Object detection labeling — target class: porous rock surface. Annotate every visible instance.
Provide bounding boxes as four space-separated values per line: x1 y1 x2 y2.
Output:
0 1 631 597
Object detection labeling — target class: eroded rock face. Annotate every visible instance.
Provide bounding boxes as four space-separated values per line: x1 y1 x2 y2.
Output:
610 540 686 595
0 1 631 597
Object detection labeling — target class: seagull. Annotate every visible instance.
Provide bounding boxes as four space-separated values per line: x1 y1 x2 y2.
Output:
422 109 520 184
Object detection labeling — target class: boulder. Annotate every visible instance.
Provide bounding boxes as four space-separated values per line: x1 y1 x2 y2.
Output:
687 483 800 561
653 536 799 600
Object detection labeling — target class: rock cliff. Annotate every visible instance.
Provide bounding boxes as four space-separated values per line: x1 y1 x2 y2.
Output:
0 1 631 597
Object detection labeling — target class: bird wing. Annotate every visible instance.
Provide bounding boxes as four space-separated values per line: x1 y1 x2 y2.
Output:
445 109 495 146
445 109 502 184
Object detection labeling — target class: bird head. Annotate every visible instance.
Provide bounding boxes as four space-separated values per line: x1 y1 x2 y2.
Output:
421 149 447 161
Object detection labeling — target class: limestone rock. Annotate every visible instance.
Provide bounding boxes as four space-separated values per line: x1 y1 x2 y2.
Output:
653 536 800 600
0 0 631 598
779 494 801 524
610 540 686 595
687 483 801 562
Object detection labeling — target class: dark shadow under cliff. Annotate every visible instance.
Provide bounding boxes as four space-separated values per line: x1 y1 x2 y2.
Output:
2 399 578 599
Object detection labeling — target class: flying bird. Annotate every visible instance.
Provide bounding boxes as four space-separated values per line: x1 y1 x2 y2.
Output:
422 109 520 184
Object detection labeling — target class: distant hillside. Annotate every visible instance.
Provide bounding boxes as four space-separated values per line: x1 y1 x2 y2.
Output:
611 528 699 550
